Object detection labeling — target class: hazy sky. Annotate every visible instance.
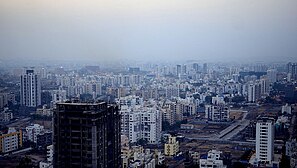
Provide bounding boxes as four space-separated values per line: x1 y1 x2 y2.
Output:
0 0 297 63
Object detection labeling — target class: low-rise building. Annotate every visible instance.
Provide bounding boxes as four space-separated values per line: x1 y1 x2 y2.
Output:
0 108 13 122
26 124 44 143
205 104 230 122
0 127 22 154
281 104 292 114
164 136 179 157
199 150 226 168
39 145 53 168
36 105 52 116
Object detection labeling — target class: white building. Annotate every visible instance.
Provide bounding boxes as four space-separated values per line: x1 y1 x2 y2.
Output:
116 95 143 107
51 89 67 108
199 150 226 168
205 104 229 122
256 118 275 163
247 82 261 103
281 104 292 114
129 146 156 168
267 69 277 83
85 82 102 98
39 145 53 168
26 124 44 143
120 105 162 144
20 69 41 107
212 96 225 105
260 77 270 95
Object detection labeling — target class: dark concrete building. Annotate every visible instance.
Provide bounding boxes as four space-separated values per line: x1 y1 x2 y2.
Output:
36 131 52 150
53 101 121 168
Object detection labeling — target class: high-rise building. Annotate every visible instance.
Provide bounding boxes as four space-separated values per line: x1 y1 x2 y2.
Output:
203 63 208 74
182 65 187 74
192 63 199 72
247 82 261 103
287 62 297 80
267 69 277 83
53 101 121 168
120 105 162 144
20 69 41 107
176 65 181 77
256 118 275 163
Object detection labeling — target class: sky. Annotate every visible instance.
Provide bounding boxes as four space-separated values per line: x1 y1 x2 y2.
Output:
0 0 297 64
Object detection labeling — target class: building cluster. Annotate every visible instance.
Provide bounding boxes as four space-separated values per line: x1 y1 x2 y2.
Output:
199 150 227 168
0 62 296 167
121 135 164 168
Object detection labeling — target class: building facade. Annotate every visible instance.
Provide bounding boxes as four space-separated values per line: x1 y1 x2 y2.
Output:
164 136 179 157
0 127 22 154
53 101 121 168
256 118 275 163
199 150 226 168
20 69 41 107
120 105 162 144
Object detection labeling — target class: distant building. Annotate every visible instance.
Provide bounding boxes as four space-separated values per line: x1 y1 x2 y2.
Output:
120 105 162 144
0 93 16 109
203 63 208 74
267 69 277 83
26 124 44 143
129 67 140 74
36 105 52 116
0 127 23 154
0 93 8 109
0 108 13 122
256 118 275 163
247 82 261 103
281 104 292 114
20 69 41 107
189 151 200 165
164 136 179 157
205 104 230 122
287 62 297 80
53 102 121 168
50 89 67 108
36 131 52 150
286 139 297 168
129 146 156 168
199 150 226 168
176 65 181 77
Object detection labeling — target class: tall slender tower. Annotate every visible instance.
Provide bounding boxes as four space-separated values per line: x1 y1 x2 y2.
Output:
256 117 275 163
53 101 121 168
20 68 41 107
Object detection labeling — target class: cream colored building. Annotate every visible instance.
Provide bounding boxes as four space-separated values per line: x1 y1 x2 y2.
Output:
164 136 179 156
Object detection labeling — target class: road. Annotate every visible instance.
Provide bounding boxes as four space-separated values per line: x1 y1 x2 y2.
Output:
217 112 249 140
182 111 252 144
7 117 31 128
